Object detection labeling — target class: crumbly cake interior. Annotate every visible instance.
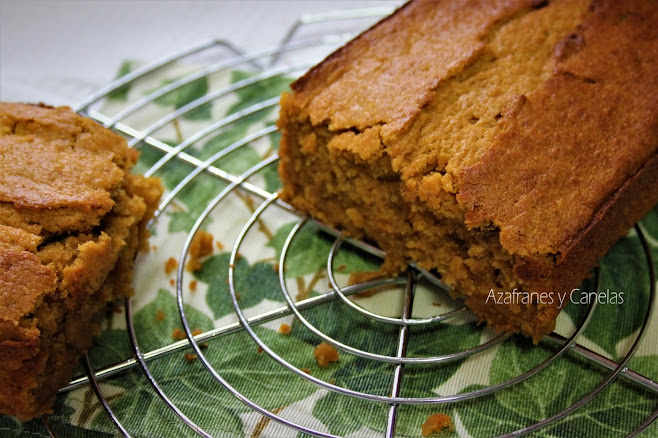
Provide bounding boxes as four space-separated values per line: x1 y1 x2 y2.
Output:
279 0 638 340
0 103 162 420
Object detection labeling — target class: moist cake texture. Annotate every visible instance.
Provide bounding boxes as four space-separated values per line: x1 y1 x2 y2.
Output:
278 0 658 341
0 103 163 420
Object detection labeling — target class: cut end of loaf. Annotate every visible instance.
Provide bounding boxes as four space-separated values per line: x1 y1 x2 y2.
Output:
278 0 658 341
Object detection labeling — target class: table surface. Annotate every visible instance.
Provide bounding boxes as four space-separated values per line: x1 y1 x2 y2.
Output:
0 0 400 106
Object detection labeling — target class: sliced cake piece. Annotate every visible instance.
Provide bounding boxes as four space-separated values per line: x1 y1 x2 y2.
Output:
0 103 163 420
278 0 658 341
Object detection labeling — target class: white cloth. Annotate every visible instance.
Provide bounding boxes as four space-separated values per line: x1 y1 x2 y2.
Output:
0 0 401 107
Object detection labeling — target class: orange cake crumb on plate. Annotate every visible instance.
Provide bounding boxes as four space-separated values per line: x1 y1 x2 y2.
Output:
278 323 292 335
314 342 339 368
184 353 198 363
186 229 214 272
164 257 178 275
172 328 186 340
421 413 454 436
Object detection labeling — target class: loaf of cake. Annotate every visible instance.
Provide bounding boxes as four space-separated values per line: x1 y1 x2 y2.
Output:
278 0 658 341
0 103 163 420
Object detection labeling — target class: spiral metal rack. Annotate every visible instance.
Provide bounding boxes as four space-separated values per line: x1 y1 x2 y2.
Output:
33 6 658 438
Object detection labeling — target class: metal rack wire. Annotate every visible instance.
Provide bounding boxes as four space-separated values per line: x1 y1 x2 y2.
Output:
34 6 658 438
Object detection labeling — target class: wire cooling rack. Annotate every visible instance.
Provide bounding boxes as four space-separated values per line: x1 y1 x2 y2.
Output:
30 6 658 438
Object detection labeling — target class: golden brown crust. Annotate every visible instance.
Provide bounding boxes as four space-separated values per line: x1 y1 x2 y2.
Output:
292 0 542 134
0 224 41 252
459 0 658 257
0 249 56 419
514 148 658 301
0 103 163 420
0 102 135 234
0 248 56 344
458 0 658 297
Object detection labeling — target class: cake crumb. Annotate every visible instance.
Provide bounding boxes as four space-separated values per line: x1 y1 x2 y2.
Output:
314 342 339 368
189 280 198 292
278 323 292 335
173 328 203 342
301 367 311 374
257 346 264 354
191 328 208 347
165 257 178 275
348 270 384 285
432 302 442 307
337 264 347 272
172 328 186 340
216 240 224 250
184 353 198 363
421 413 453 436
186 230 214 272
152 245 158 252
235 292 242 300
169 278 175 286
155 310 165 322
349 270 388 297
273 262 280 273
